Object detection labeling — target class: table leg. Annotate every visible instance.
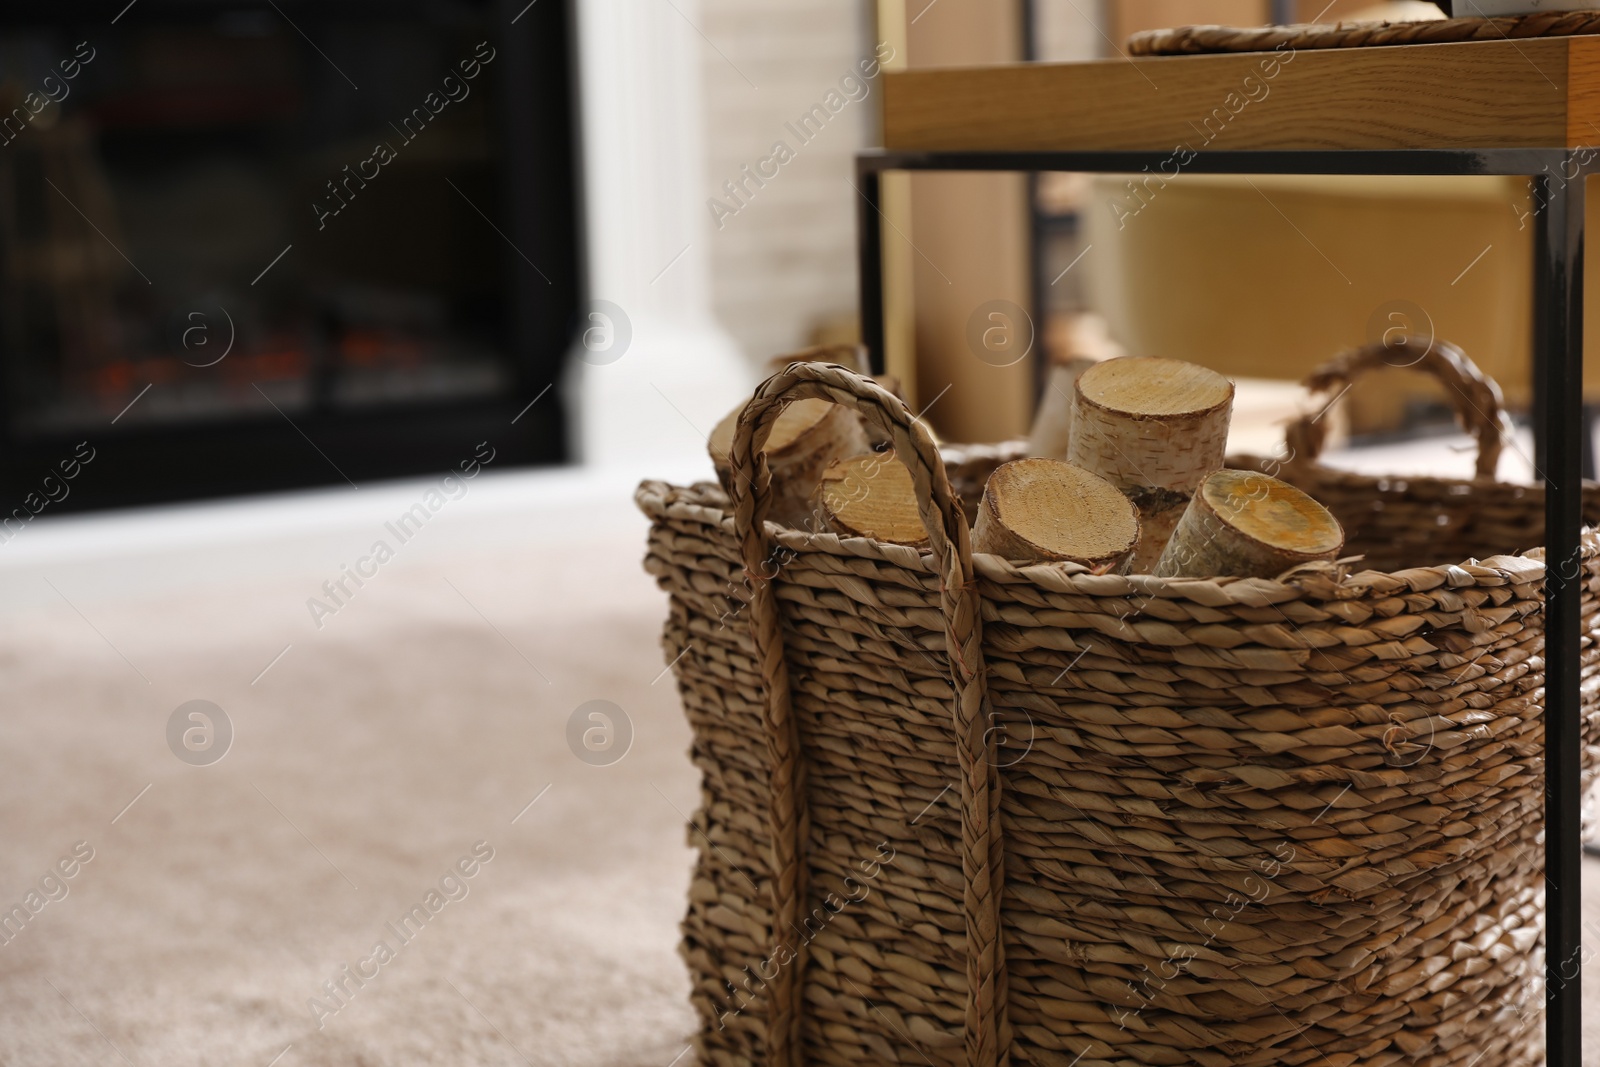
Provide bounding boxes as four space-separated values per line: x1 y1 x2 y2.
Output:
1533 166 1585 1067
857 162 886 376
1585 405 1597 482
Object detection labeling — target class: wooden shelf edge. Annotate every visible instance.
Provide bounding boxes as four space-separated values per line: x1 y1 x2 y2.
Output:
884 37 1600 153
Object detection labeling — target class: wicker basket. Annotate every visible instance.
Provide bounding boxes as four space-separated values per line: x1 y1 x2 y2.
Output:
637 349 1600 1067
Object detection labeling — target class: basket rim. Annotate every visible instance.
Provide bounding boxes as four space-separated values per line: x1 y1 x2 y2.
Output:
637 476 1581 607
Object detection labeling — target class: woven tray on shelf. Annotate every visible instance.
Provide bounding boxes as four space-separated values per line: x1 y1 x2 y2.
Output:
1129 11 1600 57
637 346 1600 1067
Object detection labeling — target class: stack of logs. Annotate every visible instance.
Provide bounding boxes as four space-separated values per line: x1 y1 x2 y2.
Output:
708 354 1344 580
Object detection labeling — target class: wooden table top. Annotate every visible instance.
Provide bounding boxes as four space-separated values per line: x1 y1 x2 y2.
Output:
881 37 1600 153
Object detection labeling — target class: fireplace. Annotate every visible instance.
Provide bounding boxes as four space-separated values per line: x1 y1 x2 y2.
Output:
0 0 580 512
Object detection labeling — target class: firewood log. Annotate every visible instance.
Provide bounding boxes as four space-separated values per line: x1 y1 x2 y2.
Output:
765 345 909 449
972 458 1140 571
1067 356 1233 570
709 398 871 529
1154 468 1344 579
816 451 927 547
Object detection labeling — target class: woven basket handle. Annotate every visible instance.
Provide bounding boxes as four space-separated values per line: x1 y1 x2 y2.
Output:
1283 338 1512 480
726 358 1009 1067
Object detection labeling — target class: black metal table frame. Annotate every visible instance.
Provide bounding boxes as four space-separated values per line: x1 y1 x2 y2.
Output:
856 146 1587 1065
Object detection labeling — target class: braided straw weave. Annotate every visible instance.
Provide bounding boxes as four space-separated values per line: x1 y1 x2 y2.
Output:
1128 11 1600 57
638 350 1600 1066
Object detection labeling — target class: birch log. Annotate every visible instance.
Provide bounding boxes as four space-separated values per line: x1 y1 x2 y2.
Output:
1155 469 1344 579
816 451 928 547
1067 356 1233 571
709 398 871 529
972 458 1140 571
765 346 906 449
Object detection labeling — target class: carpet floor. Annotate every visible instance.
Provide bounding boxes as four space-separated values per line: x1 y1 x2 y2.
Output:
0 469 699 1066
2 455 1598 1065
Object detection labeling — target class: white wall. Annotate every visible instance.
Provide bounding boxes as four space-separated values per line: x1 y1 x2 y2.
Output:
1034 2 1104 61
567 0 881 469
566 0 754 470
698 0 877 363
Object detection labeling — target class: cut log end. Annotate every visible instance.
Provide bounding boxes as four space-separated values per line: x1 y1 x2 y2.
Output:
817 452 928 547
708 397 871 527
1069 356 1234 502
973 458 1140 571
1076 356 1233 420
1204 471 1344 556
708 397 833 472
1156 469 1344 579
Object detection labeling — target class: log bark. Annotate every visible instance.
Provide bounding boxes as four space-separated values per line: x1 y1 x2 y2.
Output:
972 458 1140 571
1128 496 1191 572
1155 469 1344 579
709 398 871 529
816 451 928 547
763 347 909 450
1067 356 1234 570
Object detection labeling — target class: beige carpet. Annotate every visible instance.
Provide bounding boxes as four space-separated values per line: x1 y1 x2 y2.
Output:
0 469 699 1066
3 456 1600 1065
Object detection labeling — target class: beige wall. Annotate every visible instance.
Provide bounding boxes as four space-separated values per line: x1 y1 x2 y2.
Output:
1033 0 1101 63
692 1 1403 435
697 0 1036 442
1108 1 1269 43
902 0 1034 444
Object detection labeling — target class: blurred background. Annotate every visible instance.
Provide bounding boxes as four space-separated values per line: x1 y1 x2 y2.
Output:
0 0 1561 510
3 2 1592 1065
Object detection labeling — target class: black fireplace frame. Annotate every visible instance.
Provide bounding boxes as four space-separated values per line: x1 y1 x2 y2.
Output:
0 0 583 514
